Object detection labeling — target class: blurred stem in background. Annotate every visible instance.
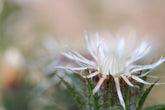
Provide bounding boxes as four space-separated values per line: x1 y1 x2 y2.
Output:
2 79 33 110
0 0 20 51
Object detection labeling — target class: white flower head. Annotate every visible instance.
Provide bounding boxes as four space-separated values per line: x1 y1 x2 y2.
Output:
40 36 73 88
57 32 165 110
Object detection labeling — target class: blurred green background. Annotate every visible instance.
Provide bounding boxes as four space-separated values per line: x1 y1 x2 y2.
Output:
0 0 165 110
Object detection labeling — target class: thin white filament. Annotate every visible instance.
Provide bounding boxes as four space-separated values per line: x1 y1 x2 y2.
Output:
121 75 135 87
131 57 165 73
92 78 105 94
86 71 100 78
132 75 153 85
114 77 126 110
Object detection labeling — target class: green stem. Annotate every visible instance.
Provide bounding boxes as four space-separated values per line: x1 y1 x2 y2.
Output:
86 79 92 110
124 85 130 109
107 81 112 108
87 78 100 110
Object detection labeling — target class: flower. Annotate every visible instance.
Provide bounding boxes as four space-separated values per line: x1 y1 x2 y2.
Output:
57 32 165 110
39 36 73 88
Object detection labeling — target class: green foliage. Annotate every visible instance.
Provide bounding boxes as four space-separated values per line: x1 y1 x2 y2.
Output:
55 72 85 110
139 76 147 89
65 72 84 90
123 84 129 106
54 70 161 110
0 0 21 50
137 83 156 110
42 106 57 110
53 83 79 110
2 80 34 110
86 78 101 110
107 81 112 108
144 104 165 110
55 72 103 110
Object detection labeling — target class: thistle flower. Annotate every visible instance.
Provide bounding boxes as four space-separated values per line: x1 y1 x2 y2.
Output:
57 32 165 110
40 36 73 88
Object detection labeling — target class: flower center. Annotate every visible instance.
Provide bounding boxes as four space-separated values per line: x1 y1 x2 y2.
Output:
100 54 125 77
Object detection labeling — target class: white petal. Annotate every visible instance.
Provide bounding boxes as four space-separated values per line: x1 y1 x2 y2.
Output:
117 37 125 57
84 33 96 59
72 49 95 65
121 75 135 87
131 75 153 85
62 52 75 60
139 70 151 77
86 71 99 78
135 42 151 59
97 42 104 58
147 75 165 79
131 57 165 73
98 45 105 58
136 42 149 55
114 78 126 110
80 70 96 78
62 52 95 67
72 50 87 61
84 32 103 62
129 65 143 69
127 42 151 66
93 78 105 94
132 75 165 85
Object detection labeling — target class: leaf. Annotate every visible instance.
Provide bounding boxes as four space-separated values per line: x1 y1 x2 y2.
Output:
142 69 150 73
55 72 84 109
137 80 159 110
144 104 165 110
